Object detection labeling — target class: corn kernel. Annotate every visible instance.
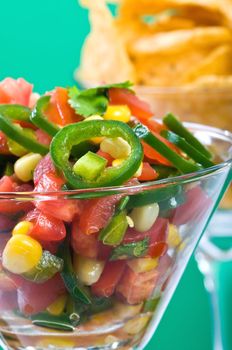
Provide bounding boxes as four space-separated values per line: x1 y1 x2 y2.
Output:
2 234 42 274
112 158 125 167
123 315 150 334
84 115 104 144
100 137 131 159
126 215 134 228
128 257 158 273
134 162 143 177
114 301 142 319
12 221 33 236
73 255 105 286
14 153 43 182
130 203 159 232
104 105 131 123
168 224 182 248
47 294 67 316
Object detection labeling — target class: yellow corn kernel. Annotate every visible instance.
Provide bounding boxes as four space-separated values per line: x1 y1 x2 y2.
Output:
123 315 151 335
14 153 43 182
130 203 159 232
104 105 131 123
84 115 104 144
12 221 33 236
2 234 42 274
126 215 134 228
73 255 105 286
114 301 142 319
100 137 131 159
134 162 143 177
168 224 182 248
112 158 125 167
47 294 67 316
127 257 158 273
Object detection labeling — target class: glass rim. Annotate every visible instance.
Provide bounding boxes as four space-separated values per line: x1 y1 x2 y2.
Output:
0 122 231 200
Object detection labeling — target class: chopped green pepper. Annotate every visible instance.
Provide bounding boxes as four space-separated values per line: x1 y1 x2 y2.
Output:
23 251 64 283
30 95 60 137
161 130 215 168
163 113 212 159
133 123 201 173
51 120 143 189
73 151 107 181
110 238 149 260
0 115 48 155
151 165 179 179
99 210 128 246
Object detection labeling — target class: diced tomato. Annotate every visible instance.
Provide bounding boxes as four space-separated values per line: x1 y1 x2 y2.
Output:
142 118 167 134
78 195 122 235
0 214 15 233
142 141 171 166
0 175 15 192
35 129 52 147
0 131 10 154
91 260 126 297
26 209 66 242
138 162 158 181
71 220 112 259
45 87 81 126
0 291 18 311
171 186 211 226
0 233 11 259
0 78 33 106
116 266 159 304
109 88 153 121
123 218 168 258
34 172 81 222
96 150 113 166
33 154 55 185
17 273 66 315
0 263 19 291
72 220 98 258
0 86 11 103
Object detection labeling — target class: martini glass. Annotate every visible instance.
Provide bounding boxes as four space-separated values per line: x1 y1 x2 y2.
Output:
0 122 231 350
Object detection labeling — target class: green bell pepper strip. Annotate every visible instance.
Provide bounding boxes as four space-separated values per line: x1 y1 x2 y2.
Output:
151 164 179 179
0 115 48 155
58 237 92 305
163 113 212 159
133 123 201 173
110 238 149 260
127 184 181 209
161 130 215 168
31 312 76 331
30 95 60 137
50 120 143 189
99 210 128 246
0 104 31 122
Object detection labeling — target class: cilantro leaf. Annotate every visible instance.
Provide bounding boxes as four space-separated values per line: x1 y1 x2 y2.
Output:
68 81 133 118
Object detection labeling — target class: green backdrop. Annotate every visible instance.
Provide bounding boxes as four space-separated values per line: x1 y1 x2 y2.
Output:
0 1 213 349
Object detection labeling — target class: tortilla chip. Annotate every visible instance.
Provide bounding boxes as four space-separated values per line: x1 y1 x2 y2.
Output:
129 27 232 55
118 0 232 27
76 0 135 85
133 48 212 86
182 45 232 83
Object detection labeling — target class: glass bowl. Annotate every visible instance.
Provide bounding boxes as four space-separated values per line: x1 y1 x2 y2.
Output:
0 123 231 350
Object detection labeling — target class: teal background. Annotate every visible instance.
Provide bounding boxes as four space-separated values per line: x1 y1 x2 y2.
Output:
0 1 213 349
